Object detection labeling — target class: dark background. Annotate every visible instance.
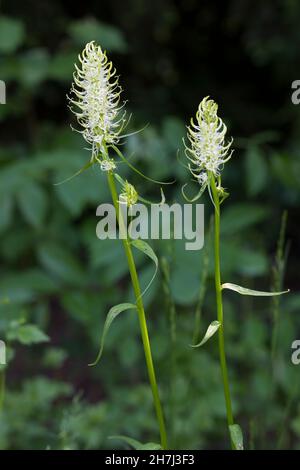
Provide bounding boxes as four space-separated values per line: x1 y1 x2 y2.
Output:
0 0 300 450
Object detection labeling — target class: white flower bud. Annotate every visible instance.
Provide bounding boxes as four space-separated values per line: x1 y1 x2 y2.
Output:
119 181 138 207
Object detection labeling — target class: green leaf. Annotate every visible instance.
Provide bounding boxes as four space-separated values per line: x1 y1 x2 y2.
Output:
229 424 244 450
131 240 158 299
0 195 13 233
37 243 84 284
221 204 269 236
181 182 207 202
89 303 137 366
245 146 268 196
0 17 25 53
69 18 127 52
0 270 57 304
111 145 174 185
110 435 162 450
54 163 101 216
191 321 221 348
7 324 49 345
222 283 289 296
48 51 77 82
17 182 47 228
19 49 49 87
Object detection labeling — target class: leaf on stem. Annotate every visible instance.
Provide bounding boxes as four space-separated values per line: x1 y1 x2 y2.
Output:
110 144 175 185
229 424 244 450
109 435 162 450
222 283 289 296
190 320 221 348
89 303 137 366
181 182 207 202
131 240 158 299
53 161 94 186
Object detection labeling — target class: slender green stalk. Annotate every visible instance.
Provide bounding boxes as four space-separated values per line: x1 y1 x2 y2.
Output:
106 171 168 450
193 215 212 344
210 176 234 448
161 256 177 448
271 210 288 364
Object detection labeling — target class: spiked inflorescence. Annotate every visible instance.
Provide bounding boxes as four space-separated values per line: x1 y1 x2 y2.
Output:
69 41 126 165
185 96 233 187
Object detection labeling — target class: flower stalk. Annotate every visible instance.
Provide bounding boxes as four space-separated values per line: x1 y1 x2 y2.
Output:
106 169 168 449
210 175 234 448
69 41 167 450
184 97 235 448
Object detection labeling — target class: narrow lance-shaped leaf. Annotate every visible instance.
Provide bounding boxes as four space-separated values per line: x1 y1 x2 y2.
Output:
181 182 207 203
89 303 137 366
109 435 162 450
131 240 158 300
190 320 221 348
222 282 289 296
54 160 94 186
110 144 175 185
229 424 244 450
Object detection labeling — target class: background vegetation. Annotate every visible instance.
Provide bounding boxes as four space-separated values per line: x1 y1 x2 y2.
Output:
0 0 300 449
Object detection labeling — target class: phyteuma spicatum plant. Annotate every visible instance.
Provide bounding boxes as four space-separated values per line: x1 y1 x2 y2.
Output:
184 96 289 450
68 41 168 450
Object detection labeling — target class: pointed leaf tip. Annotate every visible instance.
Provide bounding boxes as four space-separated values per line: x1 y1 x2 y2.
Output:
131 240 158 300
191 320 221 348
89 303 137 366
222 283 289 297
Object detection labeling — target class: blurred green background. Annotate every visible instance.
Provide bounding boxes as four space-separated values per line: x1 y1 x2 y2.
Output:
0 0 300 450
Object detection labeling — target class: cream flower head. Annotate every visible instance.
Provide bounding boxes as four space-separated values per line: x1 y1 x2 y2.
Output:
69 41 126 163
185 96 233 186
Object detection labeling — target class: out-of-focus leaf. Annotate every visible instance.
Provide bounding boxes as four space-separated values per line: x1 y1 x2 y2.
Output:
54 166 104 215
48 51 77 81
0 270 57 304
19 49 49 86
170 268 200 305
0 17 25 53
221 204 269 236
43 348 68 368
37 242 84 284
220 240 268 277
69 18 127 52
110 435 162 450
0 195 13 233
17 182 47 228
245 146 268 196
7 324 49 345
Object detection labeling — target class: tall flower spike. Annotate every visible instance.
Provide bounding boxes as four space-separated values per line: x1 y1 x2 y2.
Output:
185 96 233 186
68 41 126 164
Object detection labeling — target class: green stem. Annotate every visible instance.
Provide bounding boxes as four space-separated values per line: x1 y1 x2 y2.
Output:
210 176 234 449
106 171 168 450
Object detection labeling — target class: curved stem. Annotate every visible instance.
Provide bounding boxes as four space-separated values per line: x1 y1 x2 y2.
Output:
106 171 168 450
210 176 234 449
